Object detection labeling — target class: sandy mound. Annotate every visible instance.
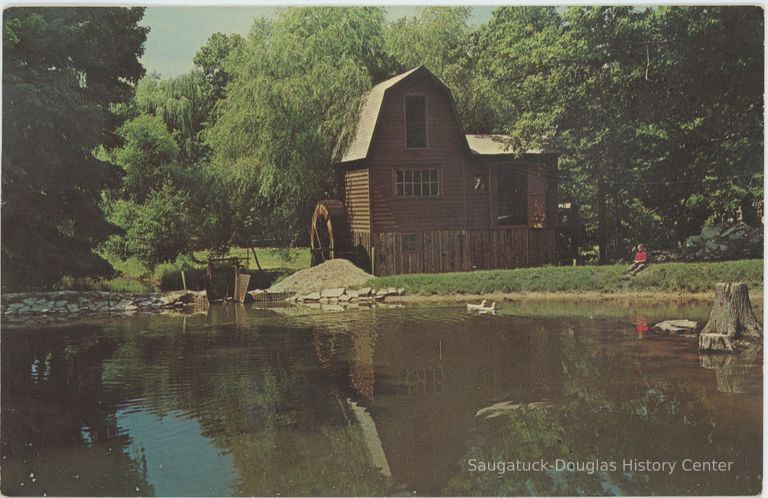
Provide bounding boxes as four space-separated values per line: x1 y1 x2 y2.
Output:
269 259 374 296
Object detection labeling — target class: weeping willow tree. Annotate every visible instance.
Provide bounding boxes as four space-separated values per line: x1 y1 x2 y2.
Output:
134 70 211 164
207 8 392 246
102 68 232 267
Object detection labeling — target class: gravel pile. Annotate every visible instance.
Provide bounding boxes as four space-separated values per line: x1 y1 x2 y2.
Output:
269 259 374 296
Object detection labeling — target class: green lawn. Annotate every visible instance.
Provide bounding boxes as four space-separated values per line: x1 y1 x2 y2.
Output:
370 260 764 295
192 247 310 272
63 253 762 297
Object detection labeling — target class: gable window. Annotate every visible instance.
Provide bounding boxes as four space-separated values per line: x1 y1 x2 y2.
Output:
395 168 439 197
405 95 427 148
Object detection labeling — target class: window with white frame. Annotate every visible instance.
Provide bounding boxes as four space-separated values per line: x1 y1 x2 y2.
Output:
395 168 439 197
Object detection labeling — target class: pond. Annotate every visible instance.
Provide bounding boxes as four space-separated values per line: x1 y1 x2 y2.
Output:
1 301 762 496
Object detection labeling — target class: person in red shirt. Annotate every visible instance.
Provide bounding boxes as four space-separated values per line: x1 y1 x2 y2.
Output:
626 244 648 275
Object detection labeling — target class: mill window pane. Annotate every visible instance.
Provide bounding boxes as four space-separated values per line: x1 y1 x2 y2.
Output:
394 168 439 197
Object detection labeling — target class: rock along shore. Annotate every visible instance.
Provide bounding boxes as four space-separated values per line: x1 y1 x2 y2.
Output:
250 286 405 306
2 290 207 324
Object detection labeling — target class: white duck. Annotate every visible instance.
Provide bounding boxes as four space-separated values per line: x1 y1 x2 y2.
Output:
466 300 488 311
478 302 497 315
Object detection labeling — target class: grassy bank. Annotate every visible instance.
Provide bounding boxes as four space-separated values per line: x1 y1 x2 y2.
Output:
370 260 763 296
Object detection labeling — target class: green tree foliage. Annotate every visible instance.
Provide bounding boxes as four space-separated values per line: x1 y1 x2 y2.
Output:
384 7 496 132
2 7 148 288
134 71 211 163
385 7 471 78
105 183 192 267
103 69 233 268
6 7 761 282
111 113 179 202
193 32 244 121
207 7 390 246
638 7 764 232
472 6 763 261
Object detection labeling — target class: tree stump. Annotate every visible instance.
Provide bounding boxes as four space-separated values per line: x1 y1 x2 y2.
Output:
698 282 762 352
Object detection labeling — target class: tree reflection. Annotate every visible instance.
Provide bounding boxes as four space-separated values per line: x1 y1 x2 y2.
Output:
1 306 762 496
443 325 762 496
1 327 152 496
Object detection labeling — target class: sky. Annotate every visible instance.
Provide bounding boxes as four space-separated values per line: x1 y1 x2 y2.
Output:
139 6 496 77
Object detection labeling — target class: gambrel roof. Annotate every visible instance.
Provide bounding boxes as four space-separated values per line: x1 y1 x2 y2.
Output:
340 66 469 163
340 67 420 163
339 66 557 163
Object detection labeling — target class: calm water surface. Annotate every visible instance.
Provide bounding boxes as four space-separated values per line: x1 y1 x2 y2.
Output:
1 301 762 496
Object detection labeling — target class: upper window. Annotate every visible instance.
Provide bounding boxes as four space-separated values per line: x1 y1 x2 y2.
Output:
405 95 427 148
395 168 439 197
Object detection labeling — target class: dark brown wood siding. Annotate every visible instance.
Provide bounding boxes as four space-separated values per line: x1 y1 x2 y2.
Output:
528 163 547 227
372 227 556 276
343 168 370 231
546 159 558 230
366 71 478 233
466 162 492 230
334 68 558 276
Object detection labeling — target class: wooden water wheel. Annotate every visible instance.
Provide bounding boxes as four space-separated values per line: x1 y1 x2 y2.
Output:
310 200 353 267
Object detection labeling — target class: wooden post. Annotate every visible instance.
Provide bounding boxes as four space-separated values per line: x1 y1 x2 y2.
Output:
181 271 187 291
597 178 607 264
570 200 580 265
371 246 376 276
233 265 240 303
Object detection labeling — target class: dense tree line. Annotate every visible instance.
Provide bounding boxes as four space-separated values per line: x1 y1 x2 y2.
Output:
3 7 148 287
2 6 763 288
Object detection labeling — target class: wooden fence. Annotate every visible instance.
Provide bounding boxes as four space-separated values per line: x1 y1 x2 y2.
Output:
370 227 556 276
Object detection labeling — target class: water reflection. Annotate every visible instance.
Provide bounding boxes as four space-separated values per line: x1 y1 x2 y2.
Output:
1 304 762 496
116 407 236 496
700 345 762 394
635 316 649 339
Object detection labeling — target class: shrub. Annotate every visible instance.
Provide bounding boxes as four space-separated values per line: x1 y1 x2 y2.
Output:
104 183 193 268
153 255 207 291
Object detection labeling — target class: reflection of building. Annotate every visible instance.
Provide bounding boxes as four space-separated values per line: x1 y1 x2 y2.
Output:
336 313 564 495
350 328 377 399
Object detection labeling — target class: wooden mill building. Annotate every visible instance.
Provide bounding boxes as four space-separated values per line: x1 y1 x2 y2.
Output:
310 66 558 276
